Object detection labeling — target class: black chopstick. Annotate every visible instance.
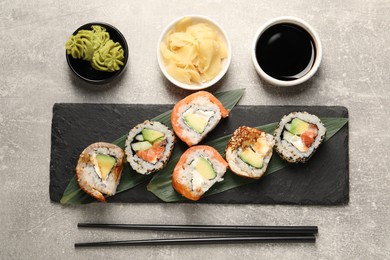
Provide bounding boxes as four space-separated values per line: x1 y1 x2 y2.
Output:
75 235 316 248
78 223 318 235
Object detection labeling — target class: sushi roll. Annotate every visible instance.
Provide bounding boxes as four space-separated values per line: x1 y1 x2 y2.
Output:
274 112 327 163
225 126 275 179
76 142 125 202
172 145 228 201
125 120 175 175
171 91 229 146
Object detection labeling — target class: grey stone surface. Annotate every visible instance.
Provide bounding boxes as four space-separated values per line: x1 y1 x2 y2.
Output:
0 0 389 259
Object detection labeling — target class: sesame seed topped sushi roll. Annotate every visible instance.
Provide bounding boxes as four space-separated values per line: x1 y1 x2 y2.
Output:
171 91 229 147
172 145 228 201
125 120 175 175
225 126 275 179
274 112 326 163
76 142 125 202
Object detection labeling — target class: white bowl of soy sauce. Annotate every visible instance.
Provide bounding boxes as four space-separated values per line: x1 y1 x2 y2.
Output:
252 16 322 87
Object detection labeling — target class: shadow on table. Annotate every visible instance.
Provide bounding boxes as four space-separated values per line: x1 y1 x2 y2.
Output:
67 69 126 94
255 66 324 97
160 69 232 99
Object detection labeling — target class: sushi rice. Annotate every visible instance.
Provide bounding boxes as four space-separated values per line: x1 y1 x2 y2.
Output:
172 145 228 201
176 96 222 143
125 120 175 175
274 112 326 163
226 126 275 179
76 142 125 202
171 91 229 146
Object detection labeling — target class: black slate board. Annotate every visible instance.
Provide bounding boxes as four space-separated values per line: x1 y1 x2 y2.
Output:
50 104 349 205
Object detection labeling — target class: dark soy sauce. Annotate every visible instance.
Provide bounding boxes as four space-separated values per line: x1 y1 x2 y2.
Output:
255 23 316 81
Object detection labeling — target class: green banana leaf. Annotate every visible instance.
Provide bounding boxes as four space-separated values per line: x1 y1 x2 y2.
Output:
60 89 246 204
146 117 349 202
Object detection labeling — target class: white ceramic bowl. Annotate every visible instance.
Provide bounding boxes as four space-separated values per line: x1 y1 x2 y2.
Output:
251 16 322 87
157 15 232 90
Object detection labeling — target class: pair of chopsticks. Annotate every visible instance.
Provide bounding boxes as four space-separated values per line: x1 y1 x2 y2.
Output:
75 223 318 247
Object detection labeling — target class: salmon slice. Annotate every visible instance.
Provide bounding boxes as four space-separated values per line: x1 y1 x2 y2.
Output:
172 145 228 201
136 140 166 164
301 124 318 148
171 91 229 147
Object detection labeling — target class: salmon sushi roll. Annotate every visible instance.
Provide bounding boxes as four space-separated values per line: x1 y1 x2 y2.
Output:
274 112 326 163
76 142 125 202
172 145 228 201
225 126 275 179
125 120 175 175
171 91 229 146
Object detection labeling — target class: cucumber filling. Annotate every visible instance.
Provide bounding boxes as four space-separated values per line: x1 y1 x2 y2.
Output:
283 130 307 152
131 129 166 152
131 141 153 152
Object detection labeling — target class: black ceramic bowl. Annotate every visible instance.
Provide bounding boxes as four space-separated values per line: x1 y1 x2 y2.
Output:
66 22 128 84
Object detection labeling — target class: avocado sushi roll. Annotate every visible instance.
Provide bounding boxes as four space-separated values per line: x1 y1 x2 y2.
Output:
76 142 125 202
172 145 228 201
171 91 229 147
225 126 275 179
274 112 326 163
125 120 175 175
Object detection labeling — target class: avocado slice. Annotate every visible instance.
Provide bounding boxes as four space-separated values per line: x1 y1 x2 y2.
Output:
239 148 263 168
184 113 208 134
285 118 310 135
131 141 152 152
195 157 217 180
142 129 165 143
95 154 116 181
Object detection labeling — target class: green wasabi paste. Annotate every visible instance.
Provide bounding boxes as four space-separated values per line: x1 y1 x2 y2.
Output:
65 25 124 72
92 40 124 72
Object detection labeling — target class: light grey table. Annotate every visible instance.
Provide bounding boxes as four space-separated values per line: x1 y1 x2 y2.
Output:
1 0 389 259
